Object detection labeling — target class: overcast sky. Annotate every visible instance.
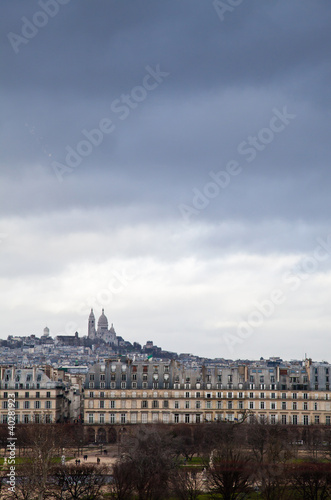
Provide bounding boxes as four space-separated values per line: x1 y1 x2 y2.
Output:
1 0 331 361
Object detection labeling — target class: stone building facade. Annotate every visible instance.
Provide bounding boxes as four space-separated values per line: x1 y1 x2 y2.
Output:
83 358 331 431
0 366 69 424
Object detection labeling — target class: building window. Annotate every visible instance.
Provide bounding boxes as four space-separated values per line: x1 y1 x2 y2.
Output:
292 415 298 425
249 392 254 399
163 413 169 424
110 413 115 424
271 393 276 399
142 401 148 408
25 392 29 398
206 401 211 409
35 401 40 409
281 415 287 425
227 401 233 410
315 415 320 424
270 415 276 424
185 401 190 409
314 403 318 411
185 414 190 423
326 416 331 425
282 393 286 399
142 413 148 424
260 393 265 399
271 402 276 410
217 401 222 409
89 392 94 398
152 401 159 408
46 401 51 409
175 401 179 409
88 414 94 424
303 415 309 425
152 413 159 423
99 414 105 424
24 415 29 424
110 400 115 409
163 400 169 408
174 414 179 423
260 402 265 410
24 401 30 409
238 401 243 409
196 401 201 409
121 413 126 424
292 402 297 410
292 393 297 399
100 401 105 409
46 391 51 398
249 402 254 409
282 402 286 410
303 393 308 400
303 402 308 411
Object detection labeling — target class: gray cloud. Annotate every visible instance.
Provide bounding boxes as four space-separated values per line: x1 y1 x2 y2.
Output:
1 0 331 358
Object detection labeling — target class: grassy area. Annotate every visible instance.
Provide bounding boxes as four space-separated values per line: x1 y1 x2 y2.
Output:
187 456 204 465
0 456 73 466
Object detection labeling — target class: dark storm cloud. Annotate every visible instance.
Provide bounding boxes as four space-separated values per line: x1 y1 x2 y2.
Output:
0 0 328 359
1 0 331 238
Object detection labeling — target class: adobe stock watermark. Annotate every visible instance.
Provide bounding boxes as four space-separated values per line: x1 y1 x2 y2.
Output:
8 0 71 54
223 234 331 355
213 0 244 22
178 106 296 224
64 268 136 335
52 65 169 182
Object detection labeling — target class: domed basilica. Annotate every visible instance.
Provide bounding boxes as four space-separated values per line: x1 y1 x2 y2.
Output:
87 308 118 345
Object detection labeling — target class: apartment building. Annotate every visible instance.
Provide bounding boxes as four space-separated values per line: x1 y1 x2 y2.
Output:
0 366 69 424
84 358 331 428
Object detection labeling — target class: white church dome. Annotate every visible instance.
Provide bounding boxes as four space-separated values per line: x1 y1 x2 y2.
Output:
98 309 108 328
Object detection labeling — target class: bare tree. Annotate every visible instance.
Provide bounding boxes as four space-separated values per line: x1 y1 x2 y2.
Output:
202 424 253 500
290 461 331 500
170 468 202 500
110 460 135 500
118 425 178 499
6 462 41 500
50 463 107 500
